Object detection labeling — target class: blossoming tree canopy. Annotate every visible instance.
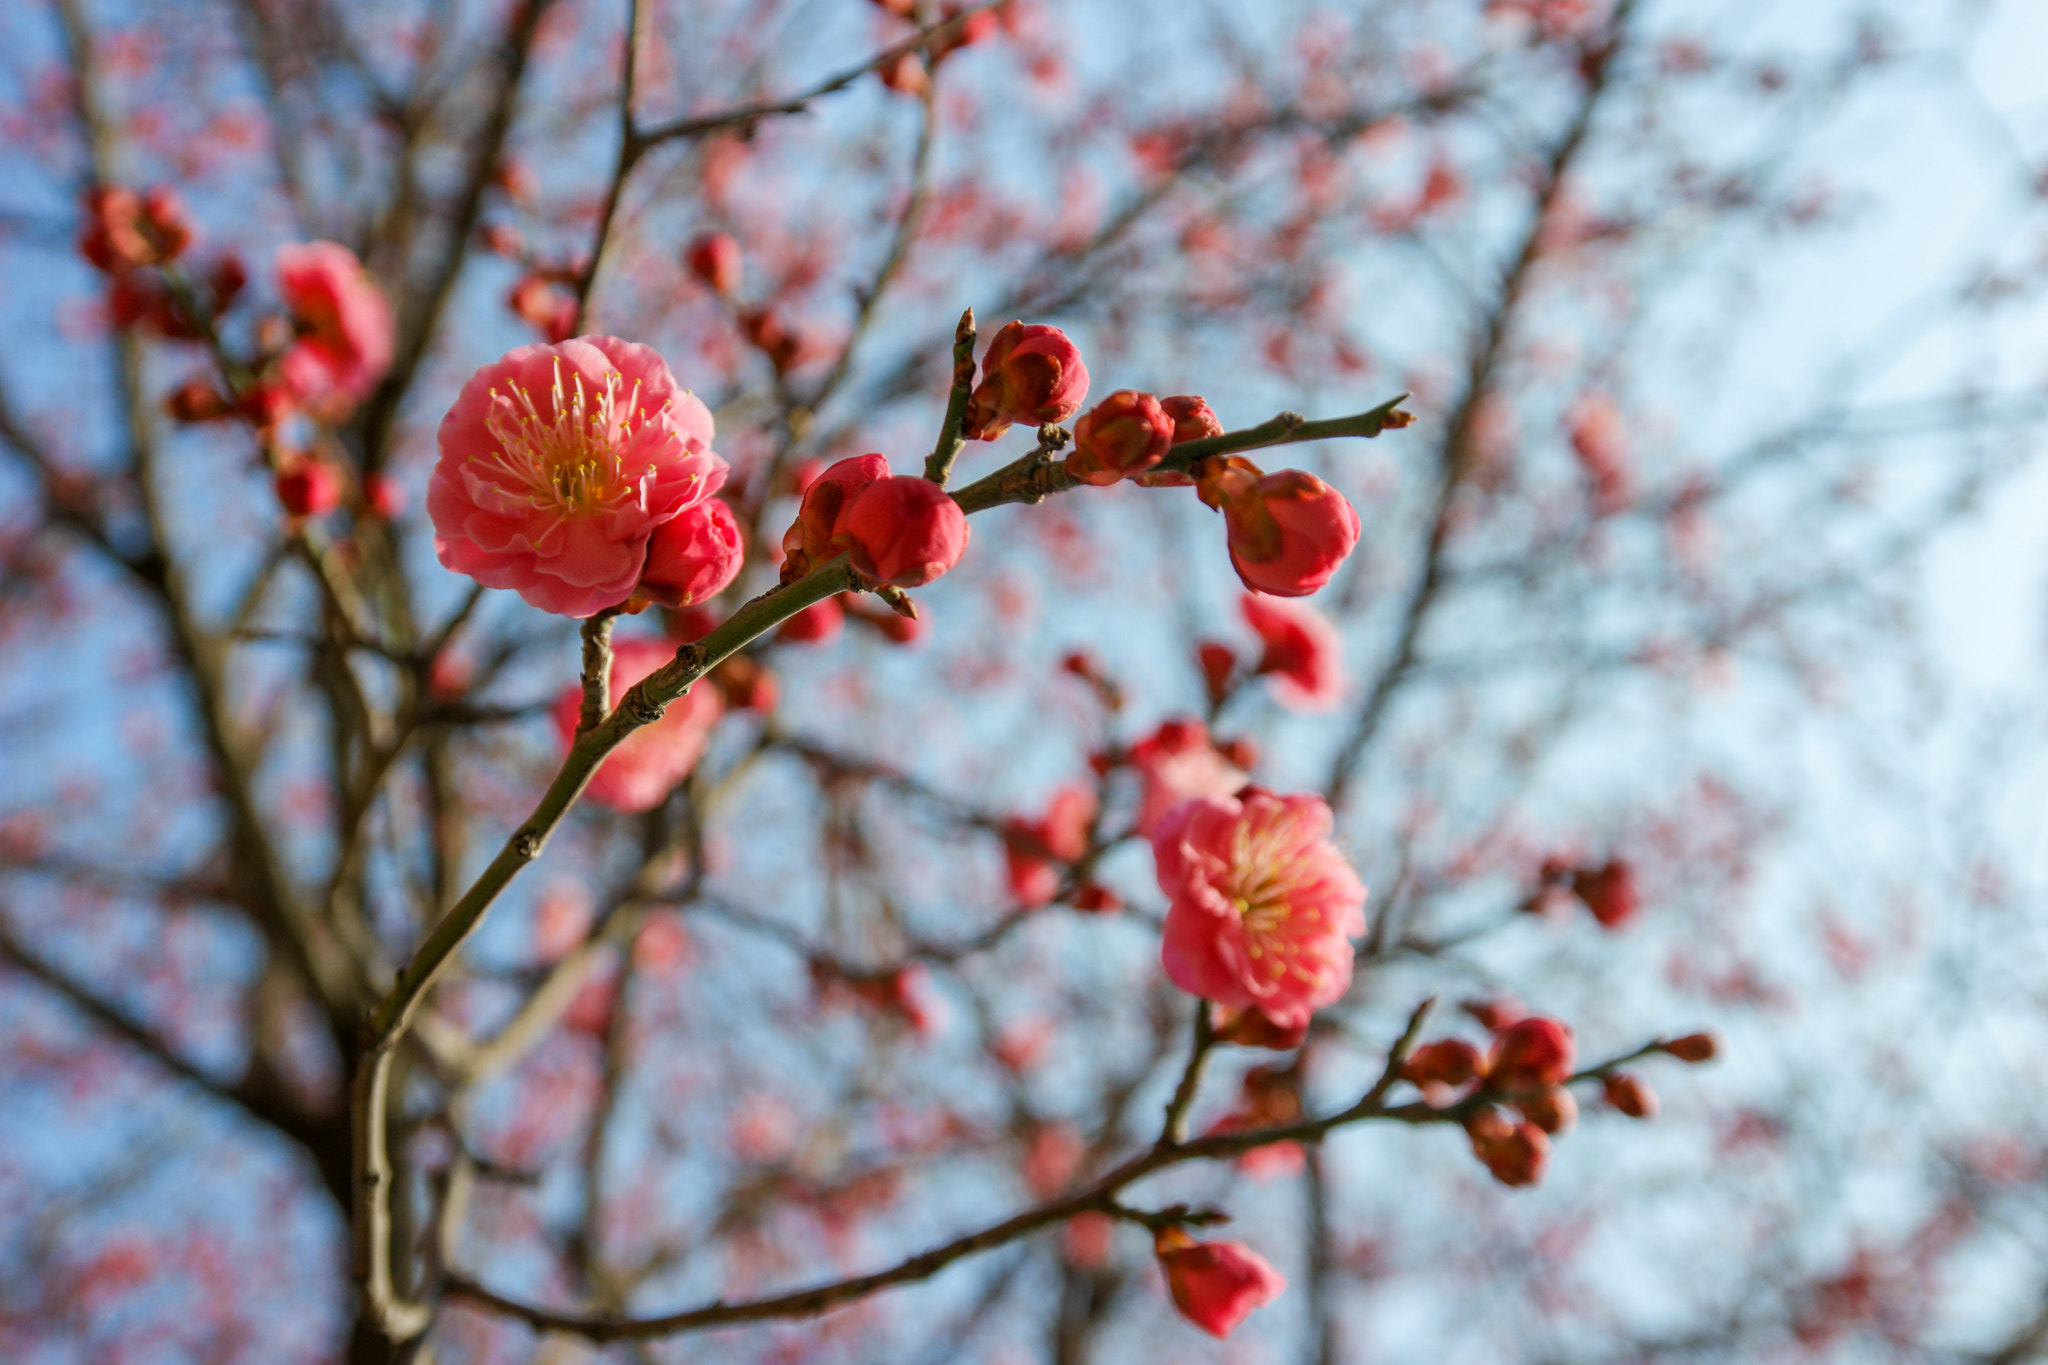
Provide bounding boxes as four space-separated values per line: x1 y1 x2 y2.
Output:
427 336 729 618
24 0 2028 1358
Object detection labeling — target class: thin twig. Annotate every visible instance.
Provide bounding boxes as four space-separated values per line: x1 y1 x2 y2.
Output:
925 308 977 484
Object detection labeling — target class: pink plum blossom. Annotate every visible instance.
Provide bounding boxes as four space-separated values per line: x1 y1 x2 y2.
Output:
429 336 728 617
1152 788 1367 1028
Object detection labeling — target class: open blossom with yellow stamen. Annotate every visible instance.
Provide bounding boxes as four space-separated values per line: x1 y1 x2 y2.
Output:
428 336 728 617
1152 788 1367 1029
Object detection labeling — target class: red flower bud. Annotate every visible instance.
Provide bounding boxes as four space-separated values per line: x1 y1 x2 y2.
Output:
1197 641 1237 706
878 51 931 96
782 453 889 581
1153 1228 1286 1339
481 223 525 257
1572 858 1641 929
1663 1032 1719 1064
1402 1038 1482 1094
964 321 1089 440
1199 459 1360 597
141 187 193 260
712 654 779 714
508 274 577 342
1515 1086 1577 1135
165 378 233 423
1211 1004 1308 1050
1602 1072 1658 1119
1071 882 1123 914
237 380 294 429
1465 1109 1551 1187
107 273 186 336
666 605 718 643
1163 394 1224 444
364 472 407 519
1486 1016 1576 1092
210 254 249 307
778 596 845 645
840 475 970 587
740 308 805 372
686 233 743 296
79 186 155 272
639 497 745 607
1066 390 1175 486
1132 395 1223 487
274 457 343 520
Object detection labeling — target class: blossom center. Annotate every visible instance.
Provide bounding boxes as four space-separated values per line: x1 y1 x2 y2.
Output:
478 360 658 515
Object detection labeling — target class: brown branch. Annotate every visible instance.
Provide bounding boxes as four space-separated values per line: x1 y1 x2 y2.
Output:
925 307 977 484
1323 0 1641 814
352 388 1407 1345
0 916 323 1150
357 0 556 477
1156 1003 1215 1147
630 3 1004 150
445 1003 1653 1342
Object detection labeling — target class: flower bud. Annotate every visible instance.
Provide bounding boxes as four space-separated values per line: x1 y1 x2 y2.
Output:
1663 1032 1719 1064
878 51 930 96
165 378 233 423
1573 858 1641 929
1486 1016 1576 1093
1465 1109 1551 1187
364 472 407 519
782 453 889 581
1072 882 1123 914
509 274 577 342
79 186 154 272
778 596 845 644
1164 394 1224 444
1197 641 1236 706
1153 1228 1287 1339
963 320 1089 440
211 254 249 307
640 497 745 607
841 475 970 587
274 457 343 520
1133 395 1223 487
108 273 185 336
740 308 804 372
141 187 193 260
686 233 743 296
1402 1038 1482 1093
1515 1086 1577 1136
1602 1072 1658 1119
1241 594 1344 711
711 653 779 714
1066 390 1174 486
481 223 525 257
1210 1005 1308 1051
1199 459 1360 597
